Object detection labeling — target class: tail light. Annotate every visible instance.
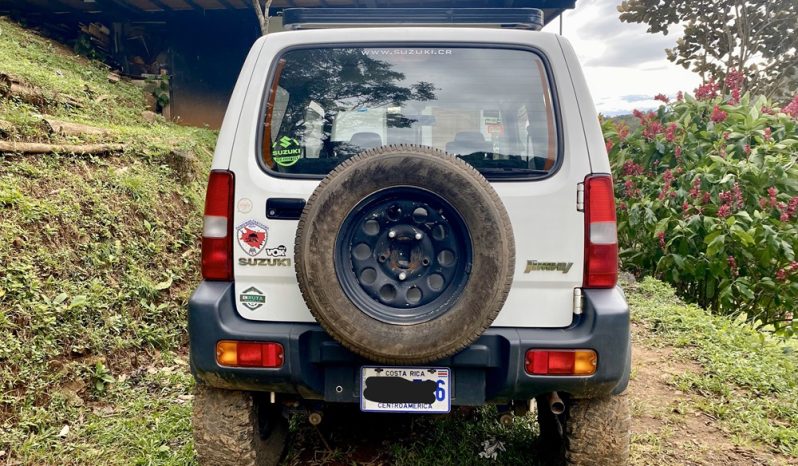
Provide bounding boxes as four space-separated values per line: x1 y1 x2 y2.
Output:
216 341 284 368
583 175 618 288
525 349 597 375
202 170 234 281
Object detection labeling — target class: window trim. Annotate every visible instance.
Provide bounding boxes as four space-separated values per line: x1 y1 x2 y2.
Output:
254 42 564 183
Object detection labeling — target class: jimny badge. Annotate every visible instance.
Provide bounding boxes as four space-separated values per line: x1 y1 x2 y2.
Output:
236 220 269 256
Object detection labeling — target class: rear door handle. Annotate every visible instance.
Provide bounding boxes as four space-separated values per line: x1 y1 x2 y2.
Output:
266 198 306 220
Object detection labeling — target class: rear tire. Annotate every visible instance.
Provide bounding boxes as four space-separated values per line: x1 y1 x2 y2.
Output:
192 385 288 466
536 393 630 466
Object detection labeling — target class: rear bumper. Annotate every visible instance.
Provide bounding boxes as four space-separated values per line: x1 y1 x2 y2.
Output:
188 282 631 405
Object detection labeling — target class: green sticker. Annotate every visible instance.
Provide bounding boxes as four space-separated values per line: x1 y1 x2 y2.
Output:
272 136 302 167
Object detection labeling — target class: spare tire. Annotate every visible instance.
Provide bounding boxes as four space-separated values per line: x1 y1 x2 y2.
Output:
295 145 514 364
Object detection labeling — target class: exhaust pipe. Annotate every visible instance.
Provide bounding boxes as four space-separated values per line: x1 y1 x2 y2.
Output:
548 391 565 415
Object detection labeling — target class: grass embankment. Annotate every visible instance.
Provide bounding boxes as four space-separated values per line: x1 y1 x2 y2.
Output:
0 17 214 464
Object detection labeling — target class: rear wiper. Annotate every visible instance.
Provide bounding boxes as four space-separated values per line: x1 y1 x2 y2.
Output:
479 168 549 176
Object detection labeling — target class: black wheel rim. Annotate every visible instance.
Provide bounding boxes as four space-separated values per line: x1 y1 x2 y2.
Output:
334 187 473 325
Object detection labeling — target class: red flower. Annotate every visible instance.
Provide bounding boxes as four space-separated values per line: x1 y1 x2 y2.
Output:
724 70 744 90
728 255 738 277
623 160 644 176
729 88 741 105
776 268 787 282
676 91 684 102
702 192 711 205
759 198 768 209
786 196 798 218
711 105 728 123
643 120 664 140
768 187 778 206
695 80 719 100
764 127 772 141
761 106 774 115
657 231 666 250
605 139 614 152
732 183 744 209
662 169 674 185
654 93 670 103
718 204 731 218
665 122 678 142
682 201 690 214
624 179 638 198
783 95 798 118
719 190 732 204
744 144 751 155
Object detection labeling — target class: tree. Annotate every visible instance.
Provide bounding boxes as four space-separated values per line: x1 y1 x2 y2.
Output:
251 0 272 36
618 0 798 102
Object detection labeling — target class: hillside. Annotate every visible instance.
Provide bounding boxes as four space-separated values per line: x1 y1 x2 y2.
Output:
1 17 797 466
0 17 213 464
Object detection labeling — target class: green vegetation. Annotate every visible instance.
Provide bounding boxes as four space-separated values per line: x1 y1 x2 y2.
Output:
629 278 798 456
604 82 798 335
0 17 214 464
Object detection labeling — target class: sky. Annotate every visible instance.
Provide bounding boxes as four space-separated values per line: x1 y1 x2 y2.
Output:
542 0 702 116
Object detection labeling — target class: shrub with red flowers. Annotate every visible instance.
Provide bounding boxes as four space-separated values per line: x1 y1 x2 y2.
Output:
603 88 798 336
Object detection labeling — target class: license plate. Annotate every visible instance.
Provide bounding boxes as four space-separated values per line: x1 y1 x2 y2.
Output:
360 366 451 413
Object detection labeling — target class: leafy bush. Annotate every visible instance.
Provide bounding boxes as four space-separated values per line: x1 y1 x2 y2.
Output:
603 85 798 335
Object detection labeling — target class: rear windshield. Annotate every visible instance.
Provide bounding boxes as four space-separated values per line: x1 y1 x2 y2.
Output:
261 47 558 179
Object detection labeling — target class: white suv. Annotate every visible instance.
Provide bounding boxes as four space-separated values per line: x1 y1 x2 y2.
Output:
189 8 631 465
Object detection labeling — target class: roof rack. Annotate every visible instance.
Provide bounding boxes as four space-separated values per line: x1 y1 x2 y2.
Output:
282 8 544 31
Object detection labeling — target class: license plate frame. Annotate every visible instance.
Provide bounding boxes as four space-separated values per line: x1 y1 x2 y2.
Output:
360 366 451 413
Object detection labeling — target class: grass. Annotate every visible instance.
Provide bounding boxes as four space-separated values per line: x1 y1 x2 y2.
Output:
629 277 798 457
0 17 215 465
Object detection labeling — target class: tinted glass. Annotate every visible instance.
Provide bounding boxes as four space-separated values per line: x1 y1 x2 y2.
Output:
262 47 558 179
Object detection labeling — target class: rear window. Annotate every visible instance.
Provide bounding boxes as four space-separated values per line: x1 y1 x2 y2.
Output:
260 47 558 179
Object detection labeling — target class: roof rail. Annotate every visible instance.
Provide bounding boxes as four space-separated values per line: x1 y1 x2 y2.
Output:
282 8 544 31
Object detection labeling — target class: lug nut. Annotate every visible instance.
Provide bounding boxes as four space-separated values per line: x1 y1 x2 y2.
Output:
388 230 396 238
414 232 422 240
398 272 407 281
308 411 323 426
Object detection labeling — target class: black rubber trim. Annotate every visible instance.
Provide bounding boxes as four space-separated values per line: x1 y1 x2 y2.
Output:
188 282 630 404
253 42 565 183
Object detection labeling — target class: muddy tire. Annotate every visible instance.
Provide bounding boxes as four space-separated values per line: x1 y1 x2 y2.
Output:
192 385 288 466
536 393 630 465
295 145 514 364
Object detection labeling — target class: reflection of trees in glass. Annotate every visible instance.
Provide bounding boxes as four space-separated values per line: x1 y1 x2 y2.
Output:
278 49 436 151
